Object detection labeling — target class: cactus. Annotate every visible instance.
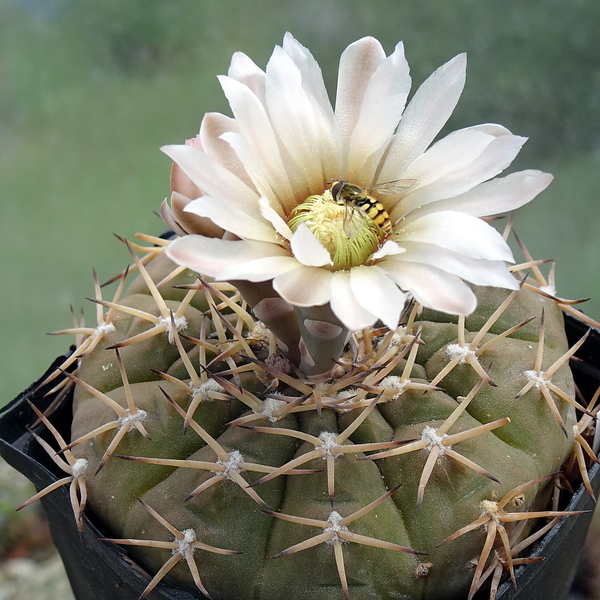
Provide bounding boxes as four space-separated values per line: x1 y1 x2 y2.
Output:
15 34 600 600
20 239 590 600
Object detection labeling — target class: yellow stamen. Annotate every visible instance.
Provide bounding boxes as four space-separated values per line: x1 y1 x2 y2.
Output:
288 191 383 270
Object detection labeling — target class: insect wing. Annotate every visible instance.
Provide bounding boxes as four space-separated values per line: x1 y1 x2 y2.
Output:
370 179 417 195
342 203 367 239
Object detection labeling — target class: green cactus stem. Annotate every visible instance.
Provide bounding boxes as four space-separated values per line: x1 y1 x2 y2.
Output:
21 236 594 600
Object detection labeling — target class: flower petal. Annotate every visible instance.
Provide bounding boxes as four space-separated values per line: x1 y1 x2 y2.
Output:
350 266 407 331
282 34 335 141
395 130 527 218
163 192 224 238
228 51 266 100
334 37 387 173
273 265 333 307
386 241 519 290
397 211 514 262
372 240 406 259
199 112 254 189
329 271 378 331
290 223 332 267
166 235 287 278
161 197 187 237
219 130 286 214
401 127 496 186
378 53 467 182
259 196 293 239
218 256 300 282
279 33 339 181
218 74 298 209
380 260 477 315
184 196 279 243
265 46 329 193
344 41 411 178
161 144 258 208
406 170 554 219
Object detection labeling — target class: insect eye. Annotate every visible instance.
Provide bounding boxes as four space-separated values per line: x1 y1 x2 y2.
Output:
331 181 344 200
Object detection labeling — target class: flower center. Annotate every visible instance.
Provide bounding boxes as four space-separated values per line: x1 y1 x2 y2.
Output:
288 188 384 270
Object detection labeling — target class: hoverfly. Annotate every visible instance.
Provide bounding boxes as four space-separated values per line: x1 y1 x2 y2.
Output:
329 179 417 239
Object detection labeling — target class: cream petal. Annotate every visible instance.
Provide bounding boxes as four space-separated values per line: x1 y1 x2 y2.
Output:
371 240 406 259
290 223 332 267
329 271 378 331
468 123 513 136
334 37 387 174
388 241 519 289
281 33 339 182
160 198 185 236
161 144 258 208
166 235 286 278
218 255 299 282
259 196 293 239
281 33 335 128
380 260 477 315
184 196 279 243
170 160 202 200
401 128 495 186
350 266 407 331
265 46 327 192
395 132 527 219
219 130 285 214
218 75 298 209
406 170 554 219
377 53 467 182
273 265 333 307
344 41 411 178
396 211 514 262
165 192 224 238
228 51 266 101
199 112 254 189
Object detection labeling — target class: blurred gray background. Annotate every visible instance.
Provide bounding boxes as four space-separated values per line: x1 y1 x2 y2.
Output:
2 0 599 404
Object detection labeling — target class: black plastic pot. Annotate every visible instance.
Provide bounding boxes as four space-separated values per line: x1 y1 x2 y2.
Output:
1 314 599 600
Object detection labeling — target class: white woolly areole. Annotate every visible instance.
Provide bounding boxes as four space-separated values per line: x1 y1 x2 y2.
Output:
524 369 547 388
480 499 500 522
446 343 475 363
334 388 356 413
72 458 89 478
335 389 357 401
158 315 188 343
389 328 412 348
96 323 116 335
260 397 288 422
333 389 358 413
421 426 450 455
318 432 340 458
217 450 245 479
247 321 271 342
380 376 407 400
324 511 349 543
118 409 148 431
174 528 197 556
191 380 224 403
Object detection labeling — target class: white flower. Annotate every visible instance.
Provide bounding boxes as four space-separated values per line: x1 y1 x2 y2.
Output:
164 33 552 333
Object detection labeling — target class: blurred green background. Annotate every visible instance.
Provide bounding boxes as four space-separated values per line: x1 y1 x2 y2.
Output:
2 0 600 404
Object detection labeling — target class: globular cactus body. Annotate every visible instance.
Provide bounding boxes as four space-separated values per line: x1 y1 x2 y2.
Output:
62 250 577 600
